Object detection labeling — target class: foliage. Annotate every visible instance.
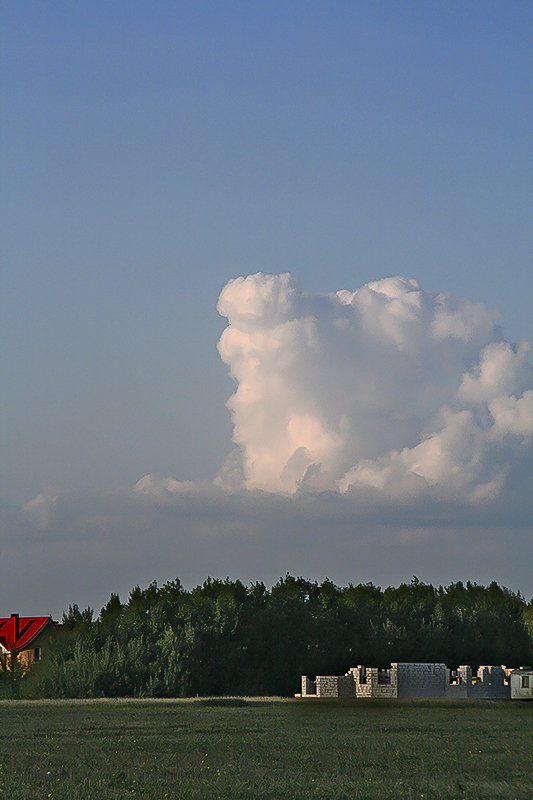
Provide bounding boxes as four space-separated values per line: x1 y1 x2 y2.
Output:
15 577 533 699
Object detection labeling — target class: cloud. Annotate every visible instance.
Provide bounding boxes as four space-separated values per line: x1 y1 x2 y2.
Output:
7 478 533 616
5 273 532 614
217 273 532 500
22 491 59 529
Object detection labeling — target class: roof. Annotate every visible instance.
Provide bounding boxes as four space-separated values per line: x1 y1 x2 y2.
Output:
0 615 58 653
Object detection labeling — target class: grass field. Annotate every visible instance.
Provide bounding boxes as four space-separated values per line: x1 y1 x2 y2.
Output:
1 698 532 800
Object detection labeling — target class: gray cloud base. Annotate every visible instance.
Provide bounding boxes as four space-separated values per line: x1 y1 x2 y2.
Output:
4 473 532 617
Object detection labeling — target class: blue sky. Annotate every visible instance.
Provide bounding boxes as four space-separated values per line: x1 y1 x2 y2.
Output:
2 2 532 612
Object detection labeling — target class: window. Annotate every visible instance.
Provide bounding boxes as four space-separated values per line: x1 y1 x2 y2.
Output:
33 647 41 663
521 675 530 689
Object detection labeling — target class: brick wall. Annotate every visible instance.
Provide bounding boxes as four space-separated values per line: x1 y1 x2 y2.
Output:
301 675 316 696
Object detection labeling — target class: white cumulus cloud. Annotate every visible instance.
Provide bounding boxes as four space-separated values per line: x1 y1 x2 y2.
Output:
217 273 533 501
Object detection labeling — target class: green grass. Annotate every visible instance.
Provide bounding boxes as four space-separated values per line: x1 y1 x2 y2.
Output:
1 698 532 799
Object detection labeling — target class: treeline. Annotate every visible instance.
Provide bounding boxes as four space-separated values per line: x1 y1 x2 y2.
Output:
4 576 533 698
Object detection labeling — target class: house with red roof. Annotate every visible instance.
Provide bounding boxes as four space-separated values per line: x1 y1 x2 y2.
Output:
0 614 60 671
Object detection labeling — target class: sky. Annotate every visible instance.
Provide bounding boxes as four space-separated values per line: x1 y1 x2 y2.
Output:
2 1 532 616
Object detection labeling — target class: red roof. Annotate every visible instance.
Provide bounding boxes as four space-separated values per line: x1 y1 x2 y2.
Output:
0 615 58 653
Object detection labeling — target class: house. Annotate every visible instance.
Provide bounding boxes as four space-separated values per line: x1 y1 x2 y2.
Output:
298 662 513 700
0 613 60 671
510 668 533 700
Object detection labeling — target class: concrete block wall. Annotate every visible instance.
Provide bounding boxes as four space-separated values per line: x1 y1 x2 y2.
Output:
347 666 365 683
348 664 398 698
316 675 354 698
395 663 447 698
348 665 370 697
469 681 510 699
301 662 512 700
445 683 468 698
353 681 372 697
457 665 472 686
383 666 398 689
370 683 397 698
337 675 355 697
477 665 505 686
301 672 357 698
366 667 379 686
316 676 337 697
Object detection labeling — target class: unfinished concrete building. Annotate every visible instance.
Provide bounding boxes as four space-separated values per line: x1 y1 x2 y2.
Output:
298 662 512 699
